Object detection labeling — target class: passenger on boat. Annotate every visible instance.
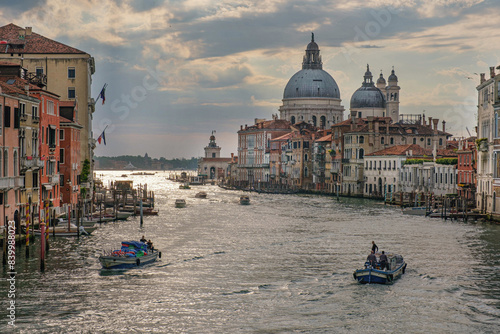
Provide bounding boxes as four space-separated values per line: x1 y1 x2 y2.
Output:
371 241 378 253
147 240 154 250
367 251 377 267
379 251 388 270
140 235 147 243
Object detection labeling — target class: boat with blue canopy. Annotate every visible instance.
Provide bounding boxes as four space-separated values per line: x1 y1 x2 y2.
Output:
99 241 161 269
353 252 407 284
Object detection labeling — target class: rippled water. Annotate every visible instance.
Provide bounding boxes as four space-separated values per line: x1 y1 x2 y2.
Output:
2 171 500 333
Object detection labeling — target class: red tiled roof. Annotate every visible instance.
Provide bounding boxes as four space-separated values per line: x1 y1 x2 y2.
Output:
366 144 458 158
366 144 428 157
316 134 331 142
272 132 294 141
0 23 86 54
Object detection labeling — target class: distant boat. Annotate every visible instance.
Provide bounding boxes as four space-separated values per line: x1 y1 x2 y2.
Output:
353 253 407 284
34 224 95 237
402 207 428 216
240 195 250 205
175 199 186 208
195 191 207 199
179 183 191 189
135 207 159 215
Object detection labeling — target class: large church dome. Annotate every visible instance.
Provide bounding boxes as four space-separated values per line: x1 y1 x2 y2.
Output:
350 65 386 109
283 33 340 100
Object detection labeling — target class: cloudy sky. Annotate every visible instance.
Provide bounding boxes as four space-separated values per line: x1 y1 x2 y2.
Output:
1 0 499 158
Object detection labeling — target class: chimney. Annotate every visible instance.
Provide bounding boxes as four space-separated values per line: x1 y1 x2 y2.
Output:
442 120 446 132
422 114 426 126
490 66 496 78
480 73 486 83
428 117 433 128
25 27 32 36
432 118 439 131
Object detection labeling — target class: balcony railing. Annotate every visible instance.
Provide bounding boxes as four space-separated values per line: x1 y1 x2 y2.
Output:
32 115 40 123
49 174 60 185
0 176 24 189
20 156 44 171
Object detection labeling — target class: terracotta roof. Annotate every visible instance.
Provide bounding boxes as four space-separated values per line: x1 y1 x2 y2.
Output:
366 144 458 158
366 144 428 157
272 132 294 141
0 23 85 54
316 134 331 142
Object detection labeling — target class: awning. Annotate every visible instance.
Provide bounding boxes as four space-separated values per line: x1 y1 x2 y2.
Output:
43 184 52 190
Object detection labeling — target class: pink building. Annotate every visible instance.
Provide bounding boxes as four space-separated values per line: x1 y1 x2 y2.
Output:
0 82 23 227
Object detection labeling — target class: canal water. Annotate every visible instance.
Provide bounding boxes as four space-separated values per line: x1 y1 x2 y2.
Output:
2 171 500 333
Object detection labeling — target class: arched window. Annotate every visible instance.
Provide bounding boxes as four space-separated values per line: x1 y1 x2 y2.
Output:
439 138 443 146
381 137 385 144
320 116 326 128
291 116 296 124
390 137 394 144
312 116 317 127
359 148 364 159
304 154 308 161
359 136 364 144
413 138 417 144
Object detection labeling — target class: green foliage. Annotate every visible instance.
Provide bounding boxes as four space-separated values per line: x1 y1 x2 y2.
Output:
80 159 91 182
435 158 458 165
476 137 487 146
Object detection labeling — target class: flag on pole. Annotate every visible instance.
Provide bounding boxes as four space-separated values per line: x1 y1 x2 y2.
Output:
96 83 107 105
97 129 106 145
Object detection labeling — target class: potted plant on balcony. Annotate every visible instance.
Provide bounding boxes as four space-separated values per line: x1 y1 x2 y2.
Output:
476 138 488 152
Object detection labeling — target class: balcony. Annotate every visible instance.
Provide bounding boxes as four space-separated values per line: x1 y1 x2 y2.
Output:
0 177 15 189
14 176 24 188
20 156 44 171
20 113 28 121
342 158 350 164
49 174 60 185
26 72 47 88
32 115 40 123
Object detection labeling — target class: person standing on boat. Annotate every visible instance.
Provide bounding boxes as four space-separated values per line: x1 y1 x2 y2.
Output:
379 251 388 270
367 251 377 267
371 241 378 253
140 235 147 243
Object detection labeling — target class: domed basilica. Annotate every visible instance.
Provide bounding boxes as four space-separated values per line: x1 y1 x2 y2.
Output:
279 34 401 127
279 33 345 129
350 64 400 123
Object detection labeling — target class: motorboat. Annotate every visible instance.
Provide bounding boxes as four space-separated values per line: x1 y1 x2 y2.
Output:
239 195 250 205
179 183 191 189
34 223 95 237
402 207 428 215
99 240 161 269
353 252 407 284
175 199 186 208
195 191 207 199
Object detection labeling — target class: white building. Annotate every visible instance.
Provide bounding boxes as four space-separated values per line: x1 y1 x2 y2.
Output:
198 132 232 180
476 66 500 213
